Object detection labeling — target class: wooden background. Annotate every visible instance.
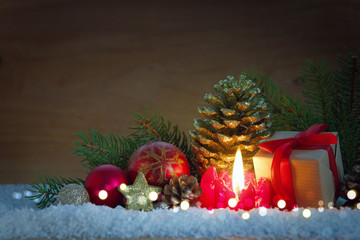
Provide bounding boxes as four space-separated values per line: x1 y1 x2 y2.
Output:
0 0 359 183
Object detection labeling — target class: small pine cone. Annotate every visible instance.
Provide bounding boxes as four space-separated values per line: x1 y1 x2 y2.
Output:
340 162 360 208
162 175 202 208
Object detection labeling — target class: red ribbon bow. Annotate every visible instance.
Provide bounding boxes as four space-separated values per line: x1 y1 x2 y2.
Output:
258 124 338 208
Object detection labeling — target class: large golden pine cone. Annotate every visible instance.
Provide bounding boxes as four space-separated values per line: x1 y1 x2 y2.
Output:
190 75 272 176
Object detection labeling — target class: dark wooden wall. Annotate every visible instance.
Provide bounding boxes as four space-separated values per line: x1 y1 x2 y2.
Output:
1 0 359 183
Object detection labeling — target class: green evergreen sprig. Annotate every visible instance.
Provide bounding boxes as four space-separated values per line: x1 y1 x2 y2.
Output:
301 58 334 125
244 69 316 130
245 48 360 174
129 111 193 164
73 129 139 170
332 48 360 173
27 175 83 209
334 48 360 119
27 110 195 208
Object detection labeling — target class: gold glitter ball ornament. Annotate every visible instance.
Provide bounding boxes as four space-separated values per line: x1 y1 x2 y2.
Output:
118 172 162 211
56 184 90 206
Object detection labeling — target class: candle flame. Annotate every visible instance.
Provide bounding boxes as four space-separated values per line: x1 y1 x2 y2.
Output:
232 149 245 200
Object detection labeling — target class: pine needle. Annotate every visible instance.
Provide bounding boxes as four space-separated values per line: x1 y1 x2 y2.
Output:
73 128 139 170
26 175 83 209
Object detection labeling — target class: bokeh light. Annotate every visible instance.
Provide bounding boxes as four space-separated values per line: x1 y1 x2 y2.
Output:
180 200 190 211
98 190 108 200
13 192 22 200
242 212 250 220
356 203 360 210
302 208 311 218
148 191 158 201
347 190 357 200
259 207 267 216
228 198 237 208
277 199 286 209
24 190 32 197
292 206 299 212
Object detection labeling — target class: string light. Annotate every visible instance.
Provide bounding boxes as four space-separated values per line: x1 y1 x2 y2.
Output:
24 190 32 197
242 212 250 220
259 207 267 216
302 208 311 218
180 200 190 211
172 207 179 213
347 190 357 200
13 192 22 200
208 209 214 214
148 191 158 201
119 184 127 191
356 203 360 210
277 199 286 209
98 190 108 200
228 198 237 208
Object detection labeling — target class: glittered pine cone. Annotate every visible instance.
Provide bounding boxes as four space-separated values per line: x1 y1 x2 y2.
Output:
189 75 272 176
162 175 202 208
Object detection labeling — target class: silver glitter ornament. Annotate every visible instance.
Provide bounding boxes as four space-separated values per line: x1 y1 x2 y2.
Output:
56 184 90 206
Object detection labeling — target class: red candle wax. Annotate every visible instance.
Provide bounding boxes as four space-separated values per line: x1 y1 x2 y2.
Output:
236 182 255 211
200 166 235 209
233 171 274 210
255 177 274 208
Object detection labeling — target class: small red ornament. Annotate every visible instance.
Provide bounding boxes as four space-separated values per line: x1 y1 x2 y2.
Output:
84 164 129 208
126 141 190 187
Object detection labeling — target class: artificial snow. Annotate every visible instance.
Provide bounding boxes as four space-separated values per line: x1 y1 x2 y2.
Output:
0 184 359 239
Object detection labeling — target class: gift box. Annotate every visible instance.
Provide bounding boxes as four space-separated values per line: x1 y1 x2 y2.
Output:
253 130 344 208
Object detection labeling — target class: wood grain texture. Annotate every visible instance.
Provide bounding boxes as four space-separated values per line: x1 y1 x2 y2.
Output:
0 0 359 183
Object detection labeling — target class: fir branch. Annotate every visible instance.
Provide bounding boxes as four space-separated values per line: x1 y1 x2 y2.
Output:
73 128 139 170
300 58 334 125
129 111 192 159
243 69 315 130
129 110 196 175
333 48 360 172
334 48 360 118
26 175 83 209
350 54 358 112
138 119 165 141
244 69 284 114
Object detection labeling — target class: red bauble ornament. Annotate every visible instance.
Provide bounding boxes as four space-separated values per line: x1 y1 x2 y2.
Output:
84 164 129 208
126 141 190 187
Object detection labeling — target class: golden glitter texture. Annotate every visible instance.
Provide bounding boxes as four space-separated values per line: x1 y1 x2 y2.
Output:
118 172 162 211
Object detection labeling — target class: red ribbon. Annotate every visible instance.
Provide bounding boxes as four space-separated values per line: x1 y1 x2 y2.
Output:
258 124 339 208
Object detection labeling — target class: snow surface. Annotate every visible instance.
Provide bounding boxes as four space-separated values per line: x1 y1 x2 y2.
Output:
1 184 360 239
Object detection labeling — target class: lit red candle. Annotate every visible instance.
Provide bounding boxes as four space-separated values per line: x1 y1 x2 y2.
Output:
200 149 274 210
231 149 274 210
228 149 256 210
200 150 272 210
